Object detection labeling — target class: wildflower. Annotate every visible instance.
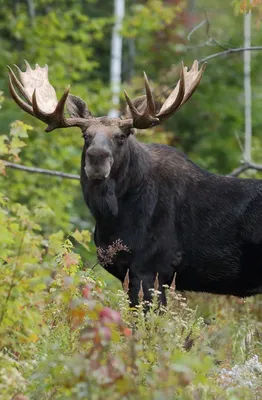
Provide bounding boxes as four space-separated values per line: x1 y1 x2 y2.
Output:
122 327 132 337
97 239 130 266
99 326 112 341
82 285 91 299
99 307 122 325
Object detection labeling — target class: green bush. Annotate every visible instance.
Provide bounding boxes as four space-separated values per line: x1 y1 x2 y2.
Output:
1 187 262 399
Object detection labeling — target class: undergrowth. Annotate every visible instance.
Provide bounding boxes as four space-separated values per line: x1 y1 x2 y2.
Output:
0 193 261 400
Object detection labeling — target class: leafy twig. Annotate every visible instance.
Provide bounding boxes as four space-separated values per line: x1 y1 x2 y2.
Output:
0 233 25 327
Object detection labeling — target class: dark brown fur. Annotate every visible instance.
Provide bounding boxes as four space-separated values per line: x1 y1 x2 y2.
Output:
78 121 262 306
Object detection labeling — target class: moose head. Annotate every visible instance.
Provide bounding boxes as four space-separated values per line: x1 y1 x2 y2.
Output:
8 60 206 180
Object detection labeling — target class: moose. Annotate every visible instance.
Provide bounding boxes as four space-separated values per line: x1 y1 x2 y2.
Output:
8 60 262 307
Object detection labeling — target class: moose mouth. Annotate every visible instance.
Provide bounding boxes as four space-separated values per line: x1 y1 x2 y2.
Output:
84 166 110 180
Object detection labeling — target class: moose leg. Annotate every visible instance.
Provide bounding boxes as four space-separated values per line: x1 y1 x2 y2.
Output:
158 280 167 306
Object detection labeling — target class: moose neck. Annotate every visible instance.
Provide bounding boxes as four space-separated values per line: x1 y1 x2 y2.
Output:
112 135 151 195
80 135 151 221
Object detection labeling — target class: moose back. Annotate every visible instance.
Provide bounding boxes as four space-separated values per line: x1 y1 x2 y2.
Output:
8 60 262 306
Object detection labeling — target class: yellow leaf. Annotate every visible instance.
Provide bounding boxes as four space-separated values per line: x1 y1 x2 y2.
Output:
72 229 83 242
28 333 38 343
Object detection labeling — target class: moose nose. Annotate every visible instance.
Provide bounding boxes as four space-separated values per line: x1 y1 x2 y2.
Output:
86 147 111 160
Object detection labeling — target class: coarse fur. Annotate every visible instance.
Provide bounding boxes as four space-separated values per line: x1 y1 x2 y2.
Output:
80 130 262 306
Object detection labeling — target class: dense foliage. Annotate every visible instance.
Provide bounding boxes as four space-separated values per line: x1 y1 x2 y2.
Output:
0 0 262 399
0 172 262 398
1 173 262 398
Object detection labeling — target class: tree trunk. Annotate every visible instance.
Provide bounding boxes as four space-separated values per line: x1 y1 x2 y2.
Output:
108 0 125 117
26 0 35 24
243 5 252 162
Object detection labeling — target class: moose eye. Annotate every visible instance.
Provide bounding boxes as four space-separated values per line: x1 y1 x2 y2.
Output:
117 134 126 142
82 133 92 148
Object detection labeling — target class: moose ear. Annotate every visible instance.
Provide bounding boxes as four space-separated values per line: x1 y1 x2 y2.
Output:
66 94 92 118
120 124 136 136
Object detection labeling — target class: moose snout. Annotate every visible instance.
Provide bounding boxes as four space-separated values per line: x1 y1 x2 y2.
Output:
85 146 113 180
86 146 112 161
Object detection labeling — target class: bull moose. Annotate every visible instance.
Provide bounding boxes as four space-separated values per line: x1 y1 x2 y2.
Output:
8 60 262 307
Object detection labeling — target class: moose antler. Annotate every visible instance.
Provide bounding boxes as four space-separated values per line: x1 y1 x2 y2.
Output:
7 61 89 132
124 60 206 129
8 60 206 133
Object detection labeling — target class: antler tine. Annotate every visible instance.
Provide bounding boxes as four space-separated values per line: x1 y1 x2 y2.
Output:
32 89 44 118
32 86 70 121
24 60 32 71
124 89 141 117
45 86 71 132
178 61 207 108
7 65 31 103
157 63 186 119
191 59 199 72
155 60 206 121
8 73 35 117
55 85 70 116
124 73 159 129
143 72 155 114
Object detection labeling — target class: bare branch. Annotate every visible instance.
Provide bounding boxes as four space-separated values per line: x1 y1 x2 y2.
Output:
187 19 207 42
205 10 210 37
186 13 262 64
204 11 229 51
187 11 230 51
229 164 250 177
1 160 80 180
3 156 262 181
248 161 262 172
199 46 262 64
234 131 244 154
229 161 262 177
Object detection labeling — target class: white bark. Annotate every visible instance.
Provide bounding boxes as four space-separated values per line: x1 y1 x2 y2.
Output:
108 0 125 118
243 6 252 162
26 0 35 22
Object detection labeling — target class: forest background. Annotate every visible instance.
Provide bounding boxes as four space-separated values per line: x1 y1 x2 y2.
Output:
2 0 262 233
0 0 262 399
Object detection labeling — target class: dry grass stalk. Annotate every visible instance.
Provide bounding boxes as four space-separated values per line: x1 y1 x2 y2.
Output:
123 269 130 293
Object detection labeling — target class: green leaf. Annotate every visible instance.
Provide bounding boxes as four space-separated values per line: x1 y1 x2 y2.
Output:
10 120 33 138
